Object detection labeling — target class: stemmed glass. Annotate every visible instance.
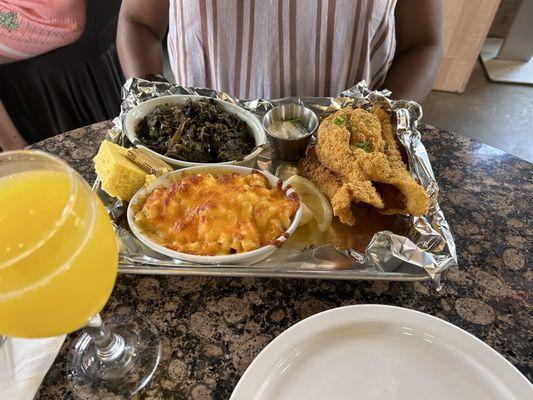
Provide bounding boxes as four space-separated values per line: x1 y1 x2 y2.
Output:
0 150 160 396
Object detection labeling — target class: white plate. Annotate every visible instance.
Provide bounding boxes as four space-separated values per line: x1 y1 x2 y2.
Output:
123 95 266 168
127 165 302 265
231 305 532 400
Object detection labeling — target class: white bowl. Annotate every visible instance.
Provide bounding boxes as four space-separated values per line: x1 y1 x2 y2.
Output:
123 95 267 168
127 165 302 265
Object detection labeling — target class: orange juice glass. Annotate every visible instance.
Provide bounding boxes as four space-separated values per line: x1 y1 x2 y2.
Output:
0 150 159 396
0 164 117 337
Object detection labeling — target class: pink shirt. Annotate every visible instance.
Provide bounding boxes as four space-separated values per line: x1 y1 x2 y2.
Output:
0 0 86 63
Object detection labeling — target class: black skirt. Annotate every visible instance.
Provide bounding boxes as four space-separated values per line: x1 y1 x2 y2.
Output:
0 1 124 144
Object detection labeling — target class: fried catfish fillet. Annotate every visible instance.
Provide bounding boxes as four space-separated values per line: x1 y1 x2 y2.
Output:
298 148 384 226
305 106 428 221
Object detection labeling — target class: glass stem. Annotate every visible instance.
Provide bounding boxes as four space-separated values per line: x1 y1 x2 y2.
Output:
85 314 125 363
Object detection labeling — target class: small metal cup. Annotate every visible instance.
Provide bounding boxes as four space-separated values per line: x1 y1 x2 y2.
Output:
262 104 318 162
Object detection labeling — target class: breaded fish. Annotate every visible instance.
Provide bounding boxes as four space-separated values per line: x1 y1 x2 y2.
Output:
372 106 404 167
371 106 429 215
299 148 385 225
306 106 428 220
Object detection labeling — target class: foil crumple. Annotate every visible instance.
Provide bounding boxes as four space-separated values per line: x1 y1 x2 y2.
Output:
100 78 457 286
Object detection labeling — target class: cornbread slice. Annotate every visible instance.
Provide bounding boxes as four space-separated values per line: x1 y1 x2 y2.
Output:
94 140 149 201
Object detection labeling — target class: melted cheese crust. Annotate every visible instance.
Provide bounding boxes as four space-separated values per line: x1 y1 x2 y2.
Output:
134 171 299 255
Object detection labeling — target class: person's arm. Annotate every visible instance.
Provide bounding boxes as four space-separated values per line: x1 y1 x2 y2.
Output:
0 102 27 150
116 0 169 79
381 0 443 103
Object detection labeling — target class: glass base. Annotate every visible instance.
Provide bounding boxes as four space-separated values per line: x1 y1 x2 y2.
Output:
67 313 161 397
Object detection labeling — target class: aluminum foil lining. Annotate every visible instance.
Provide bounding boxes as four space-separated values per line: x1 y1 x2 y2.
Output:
102 78 457 286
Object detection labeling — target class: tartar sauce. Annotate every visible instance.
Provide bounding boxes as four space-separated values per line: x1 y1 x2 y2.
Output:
268 120 308 140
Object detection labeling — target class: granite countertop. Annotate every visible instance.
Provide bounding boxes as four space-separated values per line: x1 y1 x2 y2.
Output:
31 121 532 399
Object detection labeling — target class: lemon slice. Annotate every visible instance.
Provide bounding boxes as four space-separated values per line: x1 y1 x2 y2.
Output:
299 203 314 226
285 175 332 232
275 163 299 181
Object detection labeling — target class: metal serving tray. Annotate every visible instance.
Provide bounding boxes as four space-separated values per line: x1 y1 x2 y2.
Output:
95 79 457 285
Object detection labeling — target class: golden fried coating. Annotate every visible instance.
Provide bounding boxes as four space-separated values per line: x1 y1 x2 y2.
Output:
314 111 389 205
304 106 429 222
372 106 403 167
299 148 385 225
346 109 385 152
298 151 354 225
371 106 429 215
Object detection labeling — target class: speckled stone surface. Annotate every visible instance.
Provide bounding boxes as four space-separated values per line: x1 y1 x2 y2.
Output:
30 121 532 399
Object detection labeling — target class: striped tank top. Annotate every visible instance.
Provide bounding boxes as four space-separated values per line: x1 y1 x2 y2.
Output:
168 0 397 99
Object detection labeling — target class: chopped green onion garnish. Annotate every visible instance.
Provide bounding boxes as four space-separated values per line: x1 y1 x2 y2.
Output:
355 141 371 152
333 116 346 125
